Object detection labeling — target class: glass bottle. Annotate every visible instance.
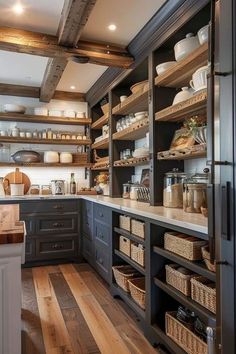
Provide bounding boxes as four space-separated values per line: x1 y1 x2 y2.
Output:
70 173 76 195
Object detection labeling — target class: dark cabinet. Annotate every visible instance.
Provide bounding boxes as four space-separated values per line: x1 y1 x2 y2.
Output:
36 237 77 260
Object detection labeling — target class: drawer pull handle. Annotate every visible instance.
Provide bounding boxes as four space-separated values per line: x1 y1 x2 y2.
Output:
52 243 63 249
53 205 63 210
99 233 104 239
99 212 104 217
53 222 64 227
99 257 103 264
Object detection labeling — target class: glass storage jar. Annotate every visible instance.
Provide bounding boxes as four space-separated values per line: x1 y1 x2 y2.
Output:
163 169 187 208
122 182 131 199
0 144 10 162
183 170 208 213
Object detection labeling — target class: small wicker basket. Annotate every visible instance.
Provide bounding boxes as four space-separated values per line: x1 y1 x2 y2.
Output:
191 276 216 314
119 236 131 257
119 215 131 231
201 245 216 272
112 265 139 292
128 277 145 309
164 232 207 261
165 264 196 296
165 312 208 354
131 242 145 267
131 219 145 239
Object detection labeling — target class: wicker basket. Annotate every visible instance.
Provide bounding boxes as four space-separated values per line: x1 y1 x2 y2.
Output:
164 232 207 261
101 103 109 115
128 277 145 309
165 312 208 354
131 242 145 267
201 245 216 272
191 276 216 314
72 153 88 163
119 215 131 231
131 219 145 239
112 265 139 292
165 264 196 296
119 236 131 257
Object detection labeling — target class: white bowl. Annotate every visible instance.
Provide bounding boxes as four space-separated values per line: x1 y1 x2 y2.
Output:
156 61 176 75
190 66 208 92
34 107 48 116
44 151 59 163
3 104 26 113
174 33 200 62
135 111 147 116
60 152 73 163
172 87 193 105
76 112 86 118
120 95 127 102
48 109 63 117
197 25 209 45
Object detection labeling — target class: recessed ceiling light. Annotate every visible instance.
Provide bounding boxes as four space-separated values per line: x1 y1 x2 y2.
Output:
70 85 76 90
108 24 117 31
13 3 24 15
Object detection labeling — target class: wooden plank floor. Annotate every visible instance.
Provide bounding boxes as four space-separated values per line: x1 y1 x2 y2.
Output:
22 263 158 354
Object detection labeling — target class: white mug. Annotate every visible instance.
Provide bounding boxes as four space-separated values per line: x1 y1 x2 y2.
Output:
120 95 127 102
190 66 208 91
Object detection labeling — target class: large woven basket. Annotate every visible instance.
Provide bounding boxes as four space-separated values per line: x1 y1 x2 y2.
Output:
128 277 145 309
101 102 109 115
201 245 216 272
164 232 207 261
191 276 216 314
165 264 196 296
165 312 208 354
131 242 145 267
112 265 139 292
131 219 145 239
119 236 131 257
119 215 131 231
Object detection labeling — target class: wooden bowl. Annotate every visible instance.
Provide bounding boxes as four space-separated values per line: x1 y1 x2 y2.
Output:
130 80 148 94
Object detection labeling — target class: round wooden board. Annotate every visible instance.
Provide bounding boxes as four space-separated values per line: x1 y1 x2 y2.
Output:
4 170 31 195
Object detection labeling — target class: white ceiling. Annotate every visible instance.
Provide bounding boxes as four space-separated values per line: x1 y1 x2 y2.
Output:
0 0 166 93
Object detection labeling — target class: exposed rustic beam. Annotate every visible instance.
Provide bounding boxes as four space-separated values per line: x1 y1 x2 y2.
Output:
0 27 133 67
0 83 85 101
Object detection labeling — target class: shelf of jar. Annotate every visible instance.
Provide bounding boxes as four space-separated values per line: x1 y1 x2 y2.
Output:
114 156 149 167
0 136 91 145
112 85 149 116
91 137 109 149
155 43 208 88
155 90 207 122
157 144 206 160
0 162 92 168
91 113 109 129
112 117 149 141
0 112 92 125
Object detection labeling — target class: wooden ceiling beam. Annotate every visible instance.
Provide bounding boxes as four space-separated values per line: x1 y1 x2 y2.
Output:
0 83 85 101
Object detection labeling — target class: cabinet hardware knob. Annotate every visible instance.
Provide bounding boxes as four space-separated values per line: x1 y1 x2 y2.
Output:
99 212 103 217
53 222 64 227
52 243 63 249
53 205 63 209
99 258 103 264
216 260 228 265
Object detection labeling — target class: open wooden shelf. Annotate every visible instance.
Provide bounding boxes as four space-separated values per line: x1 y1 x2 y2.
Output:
0 112 91 125
153 246 216 282
155 43 208 88
91 113 109 129
0 162 92 168
112 86 149 115
112 118 149 141
114 156 149 167
114 227 145 245
155 90 207 122
154 277 216 325
0 136 91 145
157 144 207 160
91 164 109 171
91 137 109 149
114 249 145 275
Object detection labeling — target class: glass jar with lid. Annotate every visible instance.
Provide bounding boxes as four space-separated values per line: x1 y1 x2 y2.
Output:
183 169 209 213
163 168 187 208
0 144 10 162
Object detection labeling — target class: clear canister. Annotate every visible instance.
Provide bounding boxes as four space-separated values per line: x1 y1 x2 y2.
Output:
163 169 187 208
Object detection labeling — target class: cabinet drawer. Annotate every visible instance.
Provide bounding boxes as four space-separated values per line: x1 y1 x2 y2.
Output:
95 243 110 282
20 200 78 214
36 214 78 235
82 236 93 263
94 204 111 224
36 238 77 259
83 200 93 217
82 215 93 240
95 222 110 246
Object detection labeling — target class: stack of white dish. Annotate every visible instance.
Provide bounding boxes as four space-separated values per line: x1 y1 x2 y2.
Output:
134 111 148 122
34 108 86 118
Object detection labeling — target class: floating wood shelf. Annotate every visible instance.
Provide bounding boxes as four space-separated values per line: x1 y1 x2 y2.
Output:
114 227 145 245
155 43 208 88
91 113 109 129
114 156 149 167
0 162 92 168
155 90 207 122
157 144 207 160
112 118 149 141
91 165 109 171
91 137 109 149
0 112 91 126
0 136 91 145
112 86 149 115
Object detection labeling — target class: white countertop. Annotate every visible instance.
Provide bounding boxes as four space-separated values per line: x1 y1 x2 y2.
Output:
0 194 208 235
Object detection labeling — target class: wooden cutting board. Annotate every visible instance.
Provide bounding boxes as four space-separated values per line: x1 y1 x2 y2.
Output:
4 168 31 195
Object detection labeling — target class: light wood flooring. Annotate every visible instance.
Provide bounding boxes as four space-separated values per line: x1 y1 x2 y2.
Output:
21 263 158 354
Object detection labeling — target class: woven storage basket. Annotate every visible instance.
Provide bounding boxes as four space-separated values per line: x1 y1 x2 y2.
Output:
101 103 109 115
128 277 145 309
131 242 145 267
131 219 145 239
112 265 139 292
72 153 88 163
165 312 208 354
164 232 207 261
119 215 131 231
201 245 216 272
165 264 196 296
119 236 131 257
191 276 216 314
